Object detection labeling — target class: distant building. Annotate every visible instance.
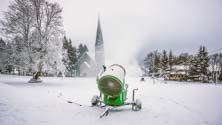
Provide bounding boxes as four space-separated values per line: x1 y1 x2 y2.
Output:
167 64 189 81
74 18 105 77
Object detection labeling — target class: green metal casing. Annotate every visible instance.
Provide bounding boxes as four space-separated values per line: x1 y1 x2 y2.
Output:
98 75 125 106
103 90 126 106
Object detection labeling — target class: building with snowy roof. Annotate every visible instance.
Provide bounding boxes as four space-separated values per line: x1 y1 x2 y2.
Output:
74 18 105 77
167 64 189 81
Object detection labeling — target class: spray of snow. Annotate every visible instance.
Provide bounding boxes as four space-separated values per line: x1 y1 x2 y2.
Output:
103 23 145 77
105 39 144 77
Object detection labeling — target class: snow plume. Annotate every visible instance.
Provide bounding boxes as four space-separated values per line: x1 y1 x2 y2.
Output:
46 0 222 73
105 27 145 77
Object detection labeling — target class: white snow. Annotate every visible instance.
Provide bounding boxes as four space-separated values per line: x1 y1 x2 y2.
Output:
172 65 189 71
0 74 222 125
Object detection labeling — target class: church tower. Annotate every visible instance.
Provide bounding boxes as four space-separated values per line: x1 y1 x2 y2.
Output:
95 17 105 74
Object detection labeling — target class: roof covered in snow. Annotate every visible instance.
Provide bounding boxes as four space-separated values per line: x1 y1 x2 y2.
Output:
74 51 95 67
172 65 189 71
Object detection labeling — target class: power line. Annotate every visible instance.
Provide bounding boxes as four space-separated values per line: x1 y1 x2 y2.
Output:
208 47 222 55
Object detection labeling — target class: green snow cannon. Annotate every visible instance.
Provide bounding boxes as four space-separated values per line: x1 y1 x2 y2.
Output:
91 64 142 117
98 64 126 106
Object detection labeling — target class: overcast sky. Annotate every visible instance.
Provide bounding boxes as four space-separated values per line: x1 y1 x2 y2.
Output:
1 0 222 65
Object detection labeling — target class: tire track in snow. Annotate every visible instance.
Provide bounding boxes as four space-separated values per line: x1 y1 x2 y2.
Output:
48 90 92 107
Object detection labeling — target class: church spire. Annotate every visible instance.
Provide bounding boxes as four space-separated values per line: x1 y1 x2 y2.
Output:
95 17 103 46
95 17 105 74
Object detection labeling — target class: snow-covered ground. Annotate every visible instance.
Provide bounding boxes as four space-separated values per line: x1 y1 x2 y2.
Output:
0 74 222 125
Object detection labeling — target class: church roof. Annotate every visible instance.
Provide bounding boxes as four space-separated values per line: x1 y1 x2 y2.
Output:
95 17 103 46
86 51 95 62
83 61 91 68
74 51 95 67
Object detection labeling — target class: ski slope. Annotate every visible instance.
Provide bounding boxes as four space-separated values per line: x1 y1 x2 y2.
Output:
0 74 222 125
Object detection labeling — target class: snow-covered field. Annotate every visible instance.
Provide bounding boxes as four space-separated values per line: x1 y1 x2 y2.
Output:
0 74 222 125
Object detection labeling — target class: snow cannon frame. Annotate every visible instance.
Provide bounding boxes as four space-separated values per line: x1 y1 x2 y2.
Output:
91 64 142 118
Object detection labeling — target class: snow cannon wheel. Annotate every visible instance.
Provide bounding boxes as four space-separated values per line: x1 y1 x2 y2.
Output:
132 99 142 111
91 95 99 106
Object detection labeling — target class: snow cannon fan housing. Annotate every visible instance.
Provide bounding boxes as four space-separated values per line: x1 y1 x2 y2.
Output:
98 64 126 97
93 64 142 114
97 64 126 106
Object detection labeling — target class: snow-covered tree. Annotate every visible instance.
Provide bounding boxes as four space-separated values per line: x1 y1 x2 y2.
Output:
189 46 209 82
62 36 69 70
144 52 154 73
30 0 64 74
0 38 7 73
0 0 33 73
189 56 201 80
62 37 78 76
169 50 173 70
210 53 222 82
83 44 89 52
144 50 166 75
198 46 209 81
178 53 192 65
209 53 221 82
0 0 65 78
150 51 162 74
78 43 88 58
3 42 14 74
161 50 168 72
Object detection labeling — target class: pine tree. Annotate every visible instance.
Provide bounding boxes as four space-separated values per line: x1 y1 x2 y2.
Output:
0 38 6 73
4 43 14 74
13 35 29 75
161 50 169 73
78 44 83 57
78 43 84 58
189 46 209 81
169 50 173 70
144 52 154 74
67 40 78 71
62 36 69 70
154 51 161 73
189 56 201 81
172 55 181 65
62 36 69 50
198 46 209 81
78 43 89 58
62 37 78 75
178 53 191 65
83 44 89 52
0 38 6 49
